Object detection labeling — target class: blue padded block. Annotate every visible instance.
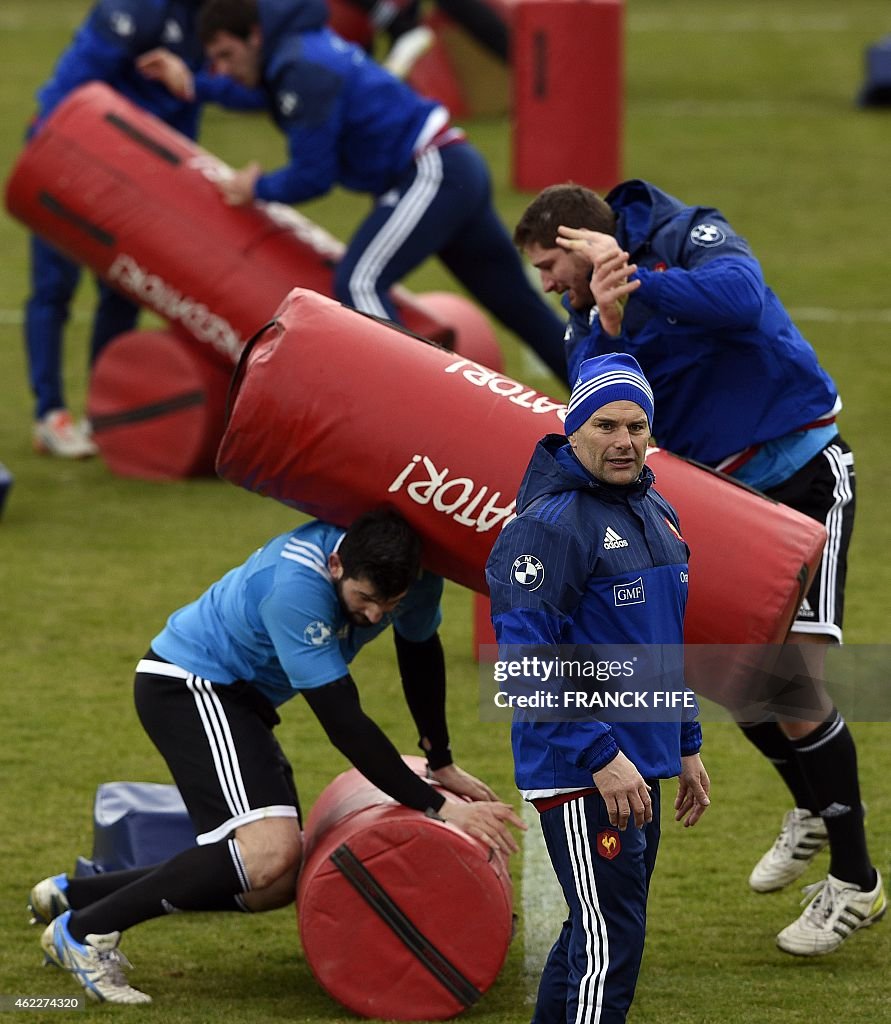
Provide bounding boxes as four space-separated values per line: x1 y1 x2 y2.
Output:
74 856 101 877
89 782 196 871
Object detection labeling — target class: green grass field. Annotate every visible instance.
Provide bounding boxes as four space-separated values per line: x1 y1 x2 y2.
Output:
2 1 890 1021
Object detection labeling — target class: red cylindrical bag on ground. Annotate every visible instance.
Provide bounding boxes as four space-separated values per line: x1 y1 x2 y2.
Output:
297 756 514 1020
87 329 232 480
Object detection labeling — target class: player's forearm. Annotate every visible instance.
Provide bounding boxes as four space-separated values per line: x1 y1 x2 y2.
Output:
194 71 266 111
394 631 452 769
634 259 765 328
302 676 446 812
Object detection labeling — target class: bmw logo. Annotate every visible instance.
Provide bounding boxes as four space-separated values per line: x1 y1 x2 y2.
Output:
511 555 545 591
690 223 726 248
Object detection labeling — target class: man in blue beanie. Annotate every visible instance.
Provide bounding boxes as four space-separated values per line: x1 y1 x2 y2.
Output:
486 352 710 1024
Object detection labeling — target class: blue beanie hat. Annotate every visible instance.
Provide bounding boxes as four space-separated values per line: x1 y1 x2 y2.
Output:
564 353 655 435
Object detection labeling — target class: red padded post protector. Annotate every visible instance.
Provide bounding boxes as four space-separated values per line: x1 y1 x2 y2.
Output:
511 0 623 190
326 0 375 48
297 756 513 1020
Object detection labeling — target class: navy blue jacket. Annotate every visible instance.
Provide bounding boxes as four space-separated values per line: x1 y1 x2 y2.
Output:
564 179 839 466
486 435 701 794
254 0 445 202
34 0 262 139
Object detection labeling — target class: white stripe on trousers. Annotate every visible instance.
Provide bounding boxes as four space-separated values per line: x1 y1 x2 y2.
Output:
817 444 853 628
186 675 251 821
347 146 445 318
564 799 609 1024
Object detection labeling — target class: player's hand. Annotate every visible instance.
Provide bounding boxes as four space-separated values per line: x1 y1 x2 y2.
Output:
555 225 621 266
555 226 639 336
591 249 640 337
674 753 711 827
592 751 652 831
218 161 262 206
137 48 195 101
436 799 526 856
429 763 498 802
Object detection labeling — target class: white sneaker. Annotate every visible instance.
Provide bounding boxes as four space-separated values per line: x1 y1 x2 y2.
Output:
32 410 97 459
776 871 886 956
384 25 435 79
749 808 828 893
28 873 70 925
41 911 151 1004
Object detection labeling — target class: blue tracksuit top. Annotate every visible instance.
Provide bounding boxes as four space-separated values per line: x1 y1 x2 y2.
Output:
486 436 702 794
564 179 839 466
254 0 445 202
34 0 263 139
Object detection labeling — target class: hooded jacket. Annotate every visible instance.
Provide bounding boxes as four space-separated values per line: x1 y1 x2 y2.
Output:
34 0 262 139
564 179 839 467
486 435 701 795
254 0 446 202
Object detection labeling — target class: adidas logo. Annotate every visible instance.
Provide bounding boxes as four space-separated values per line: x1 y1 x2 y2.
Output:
603 527 628 550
